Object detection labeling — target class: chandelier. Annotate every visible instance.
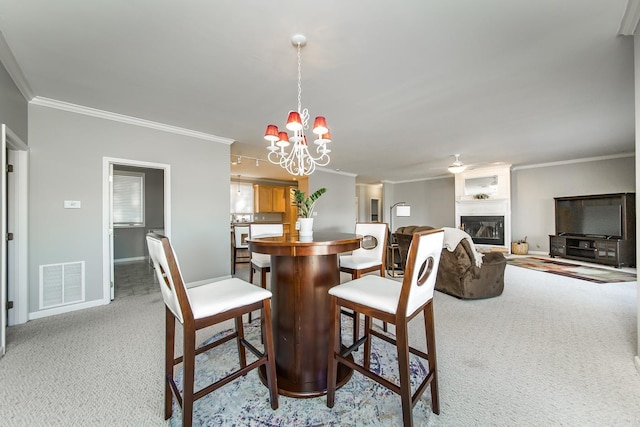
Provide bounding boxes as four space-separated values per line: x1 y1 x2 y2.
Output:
264 34 331 176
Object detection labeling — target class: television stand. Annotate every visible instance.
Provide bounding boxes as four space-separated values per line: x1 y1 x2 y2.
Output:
549 235 634 268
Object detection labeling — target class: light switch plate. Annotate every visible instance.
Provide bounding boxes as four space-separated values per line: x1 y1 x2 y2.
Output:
64 200 81 209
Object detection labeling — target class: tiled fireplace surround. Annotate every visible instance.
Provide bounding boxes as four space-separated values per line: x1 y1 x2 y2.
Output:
454 165 512 252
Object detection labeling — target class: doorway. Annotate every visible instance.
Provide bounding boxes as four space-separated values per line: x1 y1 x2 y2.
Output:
102 157 171 302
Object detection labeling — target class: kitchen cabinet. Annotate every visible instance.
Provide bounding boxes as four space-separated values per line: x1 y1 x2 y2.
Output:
254 185 287 213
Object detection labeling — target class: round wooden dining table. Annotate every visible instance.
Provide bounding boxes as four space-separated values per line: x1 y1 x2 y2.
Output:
248 231 362 398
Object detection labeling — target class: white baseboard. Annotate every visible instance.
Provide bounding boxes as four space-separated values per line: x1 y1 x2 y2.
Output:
114 256 146 264
29 298 108 321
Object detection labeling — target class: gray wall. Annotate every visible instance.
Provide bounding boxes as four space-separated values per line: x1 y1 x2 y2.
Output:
385 156 635 254
308 170 356 232
0 57 27 142
384 178 456 233
113 165 164 260
511 156 635 253
28 104 230 313
356 183 383 222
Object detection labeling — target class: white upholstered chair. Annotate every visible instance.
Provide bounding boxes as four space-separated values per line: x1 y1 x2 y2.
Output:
232 225 250 274
327 228 444 427
146 232 278 427
249 223 284 289
339 222 389 279
339 222 389 342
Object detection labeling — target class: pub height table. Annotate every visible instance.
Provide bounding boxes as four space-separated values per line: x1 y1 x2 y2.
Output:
248 231 362 398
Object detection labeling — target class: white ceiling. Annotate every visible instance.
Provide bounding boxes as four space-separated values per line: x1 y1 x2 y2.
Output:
0 0 635 183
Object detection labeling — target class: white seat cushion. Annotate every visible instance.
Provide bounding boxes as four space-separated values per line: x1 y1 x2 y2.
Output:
339 255 381 270
188 278 272 320
251 253 271 268
329 275 400 315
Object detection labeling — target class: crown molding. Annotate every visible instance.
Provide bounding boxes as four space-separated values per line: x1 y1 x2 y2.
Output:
0 30 34 101
619 0 640 35
512 152 634 170
30 96 235 144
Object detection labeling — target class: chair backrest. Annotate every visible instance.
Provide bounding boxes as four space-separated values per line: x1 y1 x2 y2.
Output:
249 223 284 239
146 232 191 324
353 222 389 262
233 225 250 249
399 229 444 317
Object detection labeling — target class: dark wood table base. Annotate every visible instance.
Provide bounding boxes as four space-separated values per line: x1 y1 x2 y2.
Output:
248 233 362 398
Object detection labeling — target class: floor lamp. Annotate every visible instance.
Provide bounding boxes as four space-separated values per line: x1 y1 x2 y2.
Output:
389 202 411 243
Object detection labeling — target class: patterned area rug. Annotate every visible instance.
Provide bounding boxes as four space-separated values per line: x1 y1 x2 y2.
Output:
507 257 636 283
169 318 433 426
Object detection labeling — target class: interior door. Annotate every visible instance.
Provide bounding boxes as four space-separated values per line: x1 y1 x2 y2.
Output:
0 127 7 357
108 163 115 300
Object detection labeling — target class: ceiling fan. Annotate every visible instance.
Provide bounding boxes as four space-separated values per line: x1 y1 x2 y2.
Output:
447 154 467 174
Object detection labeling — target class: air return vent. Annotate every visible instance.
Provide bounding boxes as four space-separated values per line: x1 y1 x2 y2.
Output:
39 261 85 309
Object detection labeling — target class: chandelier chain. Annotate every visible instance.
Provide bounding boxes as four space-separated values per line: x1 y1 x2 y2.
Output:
297 42 302 115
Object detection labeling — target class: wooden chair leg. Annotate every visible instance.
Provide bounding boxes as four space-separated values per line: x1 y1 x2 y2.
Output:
182 327 196 427
326 295 341 408
232 249 237 274
249 265 255 322
363 315 372 370
262 299 279 409
424 301 440 414
235 316 247 369
164 307 175 420
260 268 268 289
396 320 413 427
378 266 389 333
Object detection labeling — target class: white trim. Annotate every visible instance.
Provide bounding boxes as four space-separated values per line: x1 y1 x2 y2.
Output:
511 153 634 171
619 0 640 35
31 96 235 144
102 157 171 304
0 31 34 101
29 298 106 321
114 256 146 264
4 126 29 326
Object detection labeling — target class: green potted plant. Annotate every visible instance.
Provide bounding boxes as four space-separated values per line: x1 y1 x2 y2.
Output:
294 187 326 237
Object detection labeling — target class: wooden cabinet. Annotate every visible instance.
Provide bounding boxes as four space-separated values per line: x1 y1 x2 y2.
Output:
549 193 635 268
272 187 286 213
254 185 287 213
549 235 634 268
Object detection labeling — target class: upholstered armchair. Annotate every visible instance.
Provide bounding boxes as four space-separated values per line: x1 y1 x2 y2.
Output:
394 225 435 271
435 227 506 299
394 226 506 299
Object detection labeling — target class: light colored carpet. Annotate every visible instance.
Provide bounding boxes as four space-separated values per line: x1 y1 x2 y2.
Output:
0 265 638 426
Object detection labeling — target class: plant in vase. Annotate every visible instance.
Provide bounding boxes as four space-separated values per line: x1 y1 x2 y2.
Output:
294 187 326 237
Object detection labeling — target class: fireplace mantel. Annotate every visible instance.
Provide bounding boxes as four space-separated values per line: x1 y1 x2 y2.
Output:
454 165 512 251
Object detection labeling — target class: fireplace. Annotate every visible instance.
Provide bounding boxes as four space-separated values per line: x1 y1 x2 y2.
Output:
460 215 505 246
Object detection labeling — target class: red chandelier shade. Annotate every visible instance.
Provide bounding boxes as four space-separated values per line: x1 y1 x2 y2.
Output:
264 124 279 142
314 130 331 144
312 116 328 135
276 131 290 147
286 111 303 131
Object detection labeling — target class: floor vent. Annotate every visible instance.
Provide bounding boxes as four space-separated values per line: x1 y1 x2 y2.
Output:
39 261 85 309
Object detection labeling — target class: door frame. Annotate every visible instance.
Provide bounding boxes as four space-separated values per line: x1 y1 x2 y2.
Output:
1 125 28 357
102 157 171 303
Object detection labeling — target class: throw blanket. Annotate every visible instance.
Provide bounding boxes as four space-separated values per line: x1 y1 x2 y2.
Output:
442 227 483 268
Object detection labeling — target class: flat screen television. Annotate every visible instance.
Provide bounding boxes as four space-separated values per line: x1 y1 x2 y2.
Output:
556 205 622 238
